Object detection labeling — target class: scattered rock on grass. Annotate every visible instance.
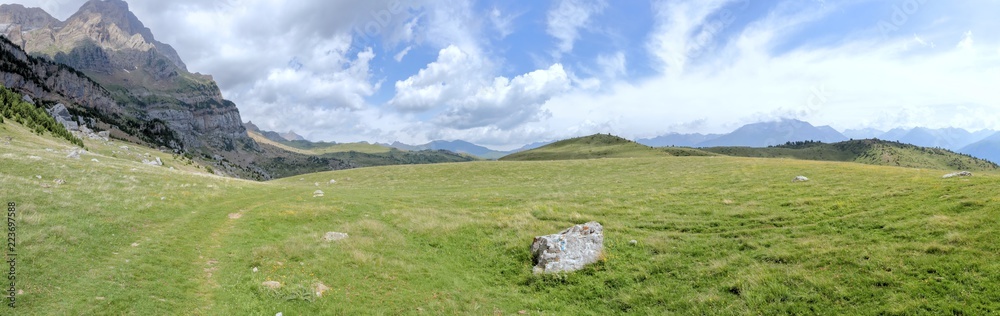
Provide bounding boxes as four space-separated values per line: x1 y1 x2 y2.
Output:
943 171 973 179
54 179 65 185
314 282 330 297
323 232 348 242
530 222 604 274
629 240 638 246
262 281 282 289
66 149 82 159
793 176 810 182
313 190 325 197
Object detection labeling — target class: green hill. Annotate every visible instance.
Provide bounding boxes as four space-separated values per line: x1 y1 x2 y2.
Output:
6 120 1000 314
703 139 998 171
500 134 668 161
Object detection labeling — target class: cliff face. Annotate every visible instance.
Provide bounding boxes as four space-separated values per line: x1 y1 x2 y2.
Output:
0 0 256 156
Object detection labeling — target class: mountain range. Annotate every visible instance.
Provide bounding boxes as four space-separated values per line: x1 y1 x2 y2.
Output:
1 0 265 177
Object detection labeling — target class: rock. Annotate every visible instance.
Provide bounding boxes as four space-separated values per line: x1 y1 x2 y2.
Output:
943 171 973 179
98 131 110 139
46 104 80 131
21 95 33 104
262 281 282 289
313 190 325 197
314 182 319 187
66 150 81 159
314 282 331 297
793 176 810 182
252 267 258 273
35 175 42 179
629 240 638 246
329 179 337 184
227 213 243 219
80 125 93 135
143 157 163 166
54 179 65 185
91 158 100 163
323 232 348 242
120 145 130 151
530 222 604 274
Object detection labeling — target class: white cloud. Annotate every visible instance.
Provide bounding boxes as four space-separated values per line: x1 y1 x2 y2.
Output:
390 45 569 130
489 7 518 39
596 51 627 79
957 30 974 50
547 0 607 56
647 0 735 75
394 46 413 62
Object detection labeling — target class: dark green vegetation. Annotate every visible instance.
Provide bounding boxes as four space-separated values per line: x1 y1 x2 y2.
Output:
4 120 1000 314
703 139 998 171
0 85 82 147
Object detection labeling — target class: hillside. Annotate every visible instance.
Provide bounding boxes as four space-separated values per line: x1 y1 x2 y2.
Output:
704 139 998 171
500 134 669 161
960 132 1000 164
4 117 1000 314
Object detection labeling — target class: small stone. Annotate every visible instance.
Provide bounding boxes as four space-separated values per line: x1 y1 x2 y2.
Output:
629 240 638 246
329 179 337 184
252 267 258 273
91 158 100 163
323 232 348 242
793 176 810 182
313 190 325 197
314 282 331 297
262 281 282 289
131 242 139 247
54 179 66 185
35 175 42 179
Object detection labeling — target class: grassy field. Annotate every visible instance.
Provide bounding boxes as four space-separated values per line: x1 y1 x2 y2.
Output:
4 121 1000 314
501 134 669 161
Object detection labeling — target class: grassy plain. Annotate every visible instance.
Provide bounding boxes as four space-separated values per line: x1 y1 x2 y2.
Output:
3 121 1000 315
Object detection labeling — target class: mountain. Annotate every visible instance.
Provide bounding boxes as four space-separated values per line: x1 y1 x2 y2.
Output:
500 134 670 161
696 119 848 148
702 139 998 171
842 128 885 140
280 131 306 142
636 133 722 147
0 0 255 158
877 127 994 151
959 132 1000 164
384 140 511 159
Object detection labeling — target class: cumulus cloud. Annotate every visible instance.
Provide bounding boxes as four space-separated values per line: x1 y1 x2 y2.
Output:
391 45 570 129
546 0 607 56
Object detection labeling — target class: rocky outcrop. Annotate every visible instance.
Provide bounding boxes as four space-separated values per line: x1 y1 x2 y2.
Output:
943 171 972 179
531 222 605 274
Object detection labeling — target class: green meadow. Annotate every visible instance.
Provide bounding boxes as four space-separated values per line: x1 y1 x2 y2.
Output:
3 121 1000 315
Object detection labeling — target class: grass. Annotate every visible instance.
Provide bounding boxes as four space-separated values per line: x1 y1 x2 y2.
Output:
501 134 668 161
4 121 1000 314
248 130 392 155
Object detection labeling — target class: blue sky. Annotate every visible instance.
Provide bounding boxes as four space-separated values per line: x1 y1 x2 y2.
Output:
9 0 1000 149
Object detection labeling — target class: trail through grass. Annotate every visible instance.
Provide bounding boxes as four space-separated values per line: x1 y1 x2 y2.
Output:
3 121 1000 314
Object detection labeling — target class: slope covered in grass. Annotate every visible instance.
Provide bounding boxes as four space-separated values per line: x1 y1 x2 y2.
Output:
500 134 668 161
248 130 391 155
703 139 998 171
4 121 1000 314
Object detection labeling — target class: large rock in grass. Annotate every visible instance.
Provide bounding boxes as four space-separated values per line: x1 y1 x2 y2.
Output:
943 171 972 179
531 222 604 274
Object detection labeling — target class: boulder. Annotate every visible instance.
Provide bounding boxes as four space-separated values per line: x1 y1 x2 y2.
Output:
21 95 33 104
313 190 325 197
793 176 810 182
530 222 604 274
943 171 973 179
98 131 110 139
143 157 163 166
66 149 82 159
329 179 337 184
323 232 348 242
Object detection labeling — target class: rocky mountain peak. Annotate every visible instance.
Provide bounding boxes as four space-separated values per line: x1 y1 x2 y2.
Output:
0 4 59 30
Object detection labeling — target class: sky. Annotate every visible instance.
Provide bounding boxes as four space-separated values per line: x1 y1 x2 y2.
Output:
8 0 1000 149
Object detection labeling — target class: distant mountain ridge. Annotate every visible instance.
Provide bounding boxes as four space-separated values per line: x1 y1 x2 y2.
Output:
959 132 1000 164
695 119 847 148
